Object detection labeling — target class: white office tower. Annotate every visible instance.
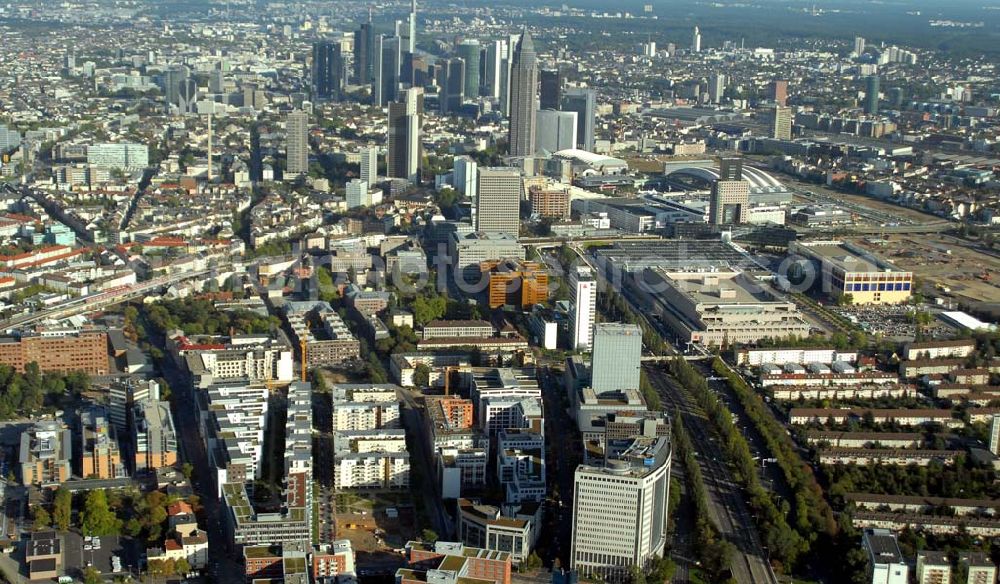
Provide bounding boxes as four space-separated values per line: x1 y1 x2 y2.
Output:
591 323 642 392
346 179 369 208
569 266 596 350
406 0 417 53
862 528 909 584
535 110 578 153
360 147 378 186
990 415 1000 456
453 156 478 201
286 110 309 176
708 73 726 104
854 36 866 57
570 434 672 580
474 167 522 236
691 26 702 53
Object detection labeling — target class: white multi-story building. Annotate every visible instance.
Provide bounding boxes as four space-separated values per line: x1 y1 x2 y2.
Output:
569 266 596 350
570 435 672 580
863 528 909 584
87 143 149 170
333 430 410 490
359 147 378 186
346 179 383 209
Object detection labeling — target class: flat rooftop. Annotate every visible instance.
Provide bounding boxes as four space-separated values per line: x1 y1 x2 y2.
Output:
794 240 906 274
594 240 762 272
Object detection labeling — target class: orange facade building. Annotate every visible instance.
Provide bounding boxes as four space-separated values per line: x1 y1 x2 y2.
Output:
481 260 549 309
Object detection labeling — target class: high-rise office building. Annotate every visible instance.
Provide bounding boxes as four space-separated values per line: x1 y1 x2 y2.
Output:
346 179 378 209
453 156 478 201
354 16 375 85
539 69 562 111
405 0 417 54
374 36 402 107
312 41 345 100
570 266 596 350
771 105 792 140
865 75 880 115
691 26 702 53
484 40 504 99
440 58 465 114
535 110 578 153
360 147 378 186
570 434 672 580
286 110 309 176
709 157 748 225
508 31 538 157
386 88 423 184
562 89 596 152
708 73 725 104
770 79 788 106
853 35 866 57
475 167 522 236
500 35 518 116
591 323 642 392
459 40 481 99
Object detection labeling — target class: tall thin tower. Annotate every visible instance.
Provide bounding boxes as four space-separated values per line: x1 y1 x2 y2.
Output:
207 113 213 182
508 30 538 158
406 0 417 54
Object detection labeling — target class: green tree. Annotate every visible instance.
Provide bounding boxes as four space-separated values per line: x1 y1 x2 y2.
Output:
421 528 439 543
82 490 121 536
175 558 191 576
181 462 194 480
53 487 72 530
413 363 431 387
32 505 51 531
84 566 102 584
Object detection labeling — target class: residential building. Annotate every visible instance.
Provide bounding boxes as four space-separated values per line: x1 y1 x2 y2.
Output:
862 528 908 584
528 187 570 220
79 406 126 480
333 429 410 490
916 551 950 584
422 320 495 340
401 541 511 584
771 106 793 140
961 552 997 584
313 540 356 580
86 143 148 170
286 110 309 176
133 400 178 472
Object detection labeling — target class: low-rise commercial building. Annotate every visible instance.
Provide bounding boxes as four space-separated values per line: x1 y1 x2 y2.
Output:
790 240 913 305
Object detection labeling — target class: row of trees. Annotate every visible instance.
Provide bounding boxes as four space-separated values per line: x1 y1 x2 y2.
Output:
669 358 807 569
823 458 1000 504
596 290 671 355
671 416 734 582
709 358 839 563
0 363 89 420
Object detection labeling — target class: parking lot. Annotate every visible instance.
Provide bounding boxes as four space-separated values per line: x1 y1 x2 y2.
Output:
829 303 955 340
62 533 140 579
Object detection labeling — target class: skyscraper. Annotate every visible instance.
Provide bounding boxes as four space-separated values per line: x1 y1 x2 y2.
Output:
990 415 1000 456
483 40 504 99
508 31 538 157
453 156 478 200
853 35 866 57
439 58 465 114
708 73 726 104
865 75 880 115
386 88 423 184
709 156 749 225
570 266 596 350
535 110 578 153
770 79 789 106
346 179 371 209
459 40 481 99
771 105 792 140
501 35 518 116
570 434 671 580
692 26 702 53
539 69 562 110
591 323 642 392
406 0 417 54
562 88 596 152
475 167 522 236
374 36 401 107
353 17 375 85
359 147 378 186
286 110 309 176
312 40 345 100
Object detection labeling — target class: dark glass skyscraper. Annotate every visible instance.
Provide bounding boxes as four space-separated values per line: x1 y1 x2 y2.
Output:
312 41 344 100
353 21 375 85
865 75 880 115
540 69 562 111
508 31 538 157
